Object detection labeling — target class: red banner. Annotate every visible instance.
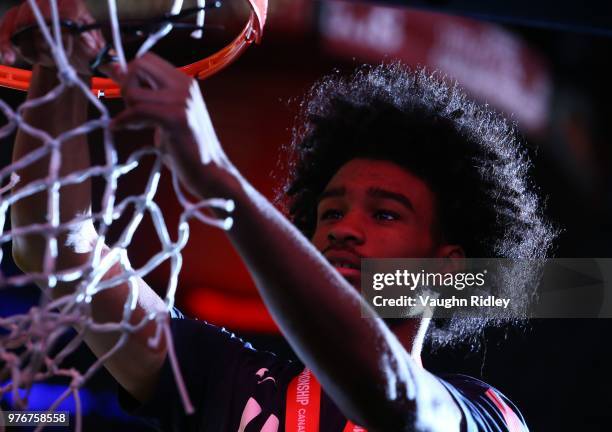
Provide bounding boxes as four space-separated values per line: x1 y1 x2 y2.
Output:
319 0 551 133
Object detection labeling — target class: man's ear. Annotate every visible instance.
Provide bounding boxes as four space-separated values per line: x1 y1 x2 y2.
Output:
435 244 465 273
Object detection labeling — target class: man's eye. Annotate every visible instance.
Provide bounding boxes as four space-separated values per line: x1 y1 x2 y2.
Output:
373 210 400 221
320 209 343 220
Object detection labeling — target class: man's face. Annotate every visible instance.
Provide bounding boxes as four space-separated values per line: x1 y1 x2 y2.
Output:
311 158 448 286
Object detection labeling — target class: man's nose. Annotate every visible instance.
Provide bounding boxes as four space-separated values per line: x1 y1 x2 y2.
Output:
327 216 365 245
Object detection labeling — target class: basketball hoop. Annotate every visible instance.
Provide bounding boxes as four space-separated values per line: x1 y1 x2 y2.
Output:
0 0 268 97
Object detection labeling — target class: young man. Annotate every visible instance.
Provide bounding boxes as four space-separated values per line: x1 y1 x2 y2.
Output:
1 1 554 431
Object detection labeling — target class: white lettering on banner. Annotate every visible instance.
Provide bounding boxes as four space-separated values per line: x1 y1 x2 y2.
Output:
297 408 307 431
296 369 311 405
288 369 367 432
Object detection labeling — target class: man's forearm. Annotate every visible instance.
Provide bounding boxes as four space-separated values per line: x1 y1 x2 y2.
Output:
10 65 168 403
11 65 91 268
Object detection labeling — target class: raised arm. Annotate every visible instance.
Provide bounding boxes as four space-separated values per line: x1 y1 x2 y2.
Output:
1 1 168 403
115 54 461 431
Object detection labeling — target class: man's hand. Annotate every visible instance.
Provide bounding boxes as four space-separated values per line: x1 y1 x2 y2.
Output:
0 0 105 76
113 53 240 199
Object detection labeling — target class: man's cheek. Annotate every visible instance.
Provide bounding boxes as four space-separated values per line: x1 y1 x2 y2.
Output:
310 231 325 250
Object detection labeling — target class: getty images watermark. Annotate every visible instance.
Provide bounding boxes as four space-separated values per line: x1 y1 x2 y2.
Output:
360 259 612 318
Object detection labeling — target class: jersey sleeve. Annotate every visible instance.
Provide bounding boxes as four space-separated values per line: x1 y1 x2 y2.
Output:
438 374 529 432
117 311 299 432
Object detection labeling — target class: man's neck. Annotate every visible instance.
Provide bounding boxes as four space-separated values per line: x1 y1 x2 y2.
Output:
387 317 430 367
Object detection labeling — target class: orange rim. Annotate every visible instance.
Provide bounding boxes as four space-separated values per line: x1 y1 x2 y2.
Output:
0 0 268 98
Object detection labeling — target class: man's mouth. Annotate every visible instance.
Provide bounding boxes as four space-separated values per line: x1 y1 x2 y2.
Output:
325 251 362 282
333 266 361 282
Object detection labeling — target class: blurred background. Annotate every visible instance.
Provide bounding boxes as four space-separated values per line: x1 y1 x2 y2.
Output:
1 0 612 430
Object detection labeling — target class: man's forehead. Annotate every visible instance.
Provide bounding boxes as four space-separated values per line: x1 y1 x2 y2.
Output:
319 159 437 217
326 159 425 192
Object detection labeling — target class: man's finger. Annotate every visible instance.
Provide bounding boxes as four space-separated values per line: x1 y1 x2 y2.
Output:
14 2 37 34
0 8 20 64
122 53 185 91
99 61 124 82
135 53 178 79
120 61 165 93
123 87 176 107
111 104 171 129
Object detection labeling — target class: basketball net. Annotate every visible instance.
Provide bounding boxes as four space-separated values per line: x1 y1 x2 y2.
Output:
0 1 264 430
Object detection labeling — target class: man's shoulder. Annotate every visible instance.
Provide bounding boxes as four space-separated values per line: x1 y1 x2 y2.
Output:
169 311 255 352
438 374 529 432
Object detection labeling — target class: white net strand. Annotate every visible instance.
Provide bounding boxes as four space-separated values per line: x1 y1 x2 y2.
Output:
106 0 128 72
136 0 185 58
192 0 206 39
0 0 233 428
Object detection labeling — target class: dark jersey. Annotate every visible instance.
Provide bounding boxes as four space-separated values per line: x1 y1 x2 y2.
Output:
119 317 529 432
